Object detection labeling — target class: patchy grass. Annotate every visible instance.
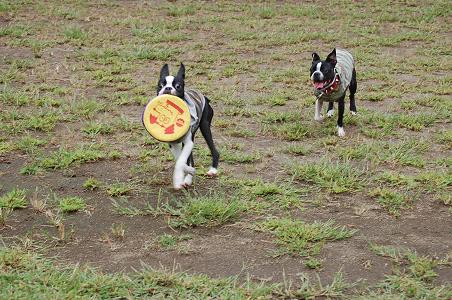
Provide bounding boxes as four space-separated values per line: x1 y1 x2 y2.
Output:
228 177 306 209
168 194 246 228
0 188 28 209
221 147 261 164
0 207 12 227
82 121 113 136
111 223 126 240
289 160 366 193
305 257 323 270
58 196 86 213
65 99 106 119
256 218 357 257
338 139 430 168
0 247 354 299
106 182 132 197
62 26 87 41
21 145 106 174
1 112 61 134
83 178 102 191
15 136 47 154
369 188 412 217
367 244 452 299
286 143 311 156
156 234 192 250
262 122 313 141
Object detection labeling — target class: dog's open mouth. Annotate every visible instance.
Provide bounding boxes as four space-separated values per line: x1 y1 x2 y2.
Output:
312 80 331 90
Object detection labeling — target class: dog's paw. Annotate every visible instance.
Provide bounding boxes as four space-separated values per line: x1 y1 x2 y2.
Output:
327 109 335 117
350 111 357 116
173 170 185 190
173 183 184 190
337 126 346 137
314 114 324 122
206 167 218 177
184 165 195 175
183 174 193 186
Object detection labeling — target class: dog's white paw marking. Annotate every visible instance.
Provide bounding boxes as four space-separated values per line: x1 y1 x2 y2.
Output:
173 183 184 190
350 111 357 116
206 167 218 177
183 174 193 186
314 114 324 122
173 167 185 190
184 165 195 175
327 109 335 117
337 126 346 137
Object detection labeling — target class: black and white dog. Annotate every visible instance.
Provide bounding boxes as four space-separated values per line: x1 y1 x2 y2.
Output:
310 48 357 137
157 63 219 190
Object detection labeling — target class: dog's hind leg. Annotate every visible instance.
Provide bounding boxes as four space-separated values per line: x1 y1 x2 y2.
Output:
183 135 196 186
349 68 357 115
200 100 219 176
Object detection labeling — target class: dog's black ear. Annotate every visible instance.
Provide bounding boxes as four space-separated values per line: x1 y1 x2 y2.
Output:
176 63 185 80
159 64 169 79
326 48 337 64
312 52 320 61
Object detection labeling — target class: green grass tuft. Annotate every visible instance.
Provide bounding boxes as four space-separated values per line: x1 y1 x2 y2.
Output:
258 218 357 257
305 258 323 270
106 182 132 197
368 244 451 298
369 188 411 217
290 160 365 193
286 143 311 156
58 196 86 213
21 145 106 174
63 26 87 40
15 136 47 154
0 247 354 299
0 188 27 209
82 121 113 136
157 234 178 249
83 178 102 191
169 194 246 228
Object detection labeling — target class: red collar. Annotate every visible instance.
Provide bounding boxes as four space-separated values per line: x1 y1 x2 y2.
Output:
322 74 340 95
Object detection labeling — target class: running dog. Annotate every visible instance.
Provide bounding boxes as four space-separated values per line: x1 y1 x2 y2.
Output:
156 63 219 189
310 48 357 137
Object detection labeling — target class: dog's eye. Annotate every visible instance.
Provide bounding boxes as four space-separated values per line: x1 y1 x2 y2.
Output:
175 84 181 89
160 83 165 88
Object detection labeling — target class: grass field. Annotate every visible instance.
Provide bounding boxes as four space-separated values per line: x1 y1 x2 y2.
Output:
1 0 451 298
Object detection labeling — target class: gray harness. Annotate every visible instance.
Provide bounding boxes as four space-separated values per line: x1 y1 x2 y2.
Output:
184 89 206 134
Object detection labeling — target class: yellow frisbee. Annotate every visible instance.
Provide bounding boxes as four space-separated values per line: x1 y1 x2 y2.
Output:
142 95 190 142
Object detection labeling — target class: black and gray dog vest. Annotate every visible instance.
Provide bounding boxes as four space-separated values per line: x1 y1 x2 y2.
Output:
184 89 206 134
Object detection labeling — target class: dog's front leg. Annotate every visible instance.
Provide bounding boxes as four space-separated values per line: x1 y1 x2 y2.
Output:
173 133 195 190
169 142 182 160
314 99 324 121
337 97 346 137
184 153 194 187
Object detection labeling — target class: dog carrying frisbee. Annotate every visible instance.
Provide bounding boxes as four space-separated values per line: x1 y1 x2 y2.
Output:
142 63 220 190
